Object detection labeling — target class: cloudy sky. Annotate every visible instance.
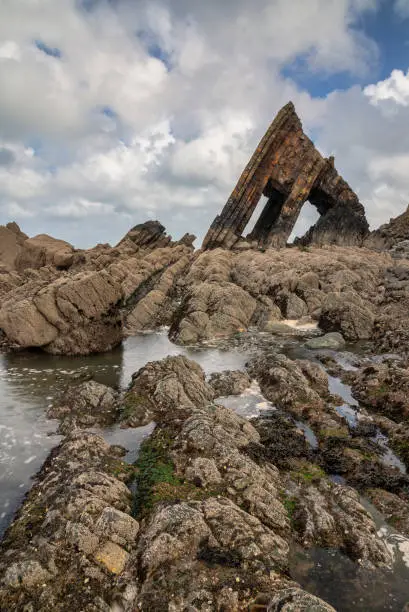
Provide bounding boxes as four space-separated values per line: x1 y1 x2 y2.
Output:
0 0 408 247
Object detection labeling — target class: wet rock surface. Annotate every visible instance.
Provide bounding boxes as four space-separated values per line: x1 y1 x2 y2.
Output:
305 332 345 350
1 343 409 610
48 380 119 433
208 369 251 397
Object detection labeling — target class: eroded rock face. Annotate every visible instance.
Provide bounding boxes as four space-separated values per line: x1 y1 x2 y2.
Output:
0 227 194 354
365 204 409 251
15 234 74 271
319 291 375 341
0 223 28 272
170 246 391 346
203 102 368 250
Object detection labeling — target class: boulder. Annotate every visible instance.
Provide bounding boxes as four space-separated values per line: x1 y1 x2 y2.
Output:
319 291 375 341
305 332 346 350
0 222 28 271
16 234 74 271
208 369 251 396
266 588 335 611
48 380 119 432
121 355 215 426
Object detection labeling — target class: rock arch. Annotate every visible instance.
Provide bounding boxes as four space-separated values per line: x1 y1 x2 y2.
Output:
202 102 369 250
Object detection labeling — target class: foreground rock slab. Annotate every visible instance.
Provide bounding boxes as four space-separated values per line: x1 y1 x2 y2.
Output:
0 432 139 611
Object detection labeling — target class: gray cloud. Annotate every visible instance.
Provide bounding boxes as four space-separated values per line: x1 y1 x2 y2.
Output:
0 148 15 166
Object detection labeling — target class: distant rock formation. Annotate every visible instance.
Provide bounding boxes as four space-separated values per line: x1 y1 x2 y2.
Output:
0 221 195 355
117 220 173 250
203 102 369 250
0 222 28 272
16 234 74 270
365 204 409 252
0 223 74 272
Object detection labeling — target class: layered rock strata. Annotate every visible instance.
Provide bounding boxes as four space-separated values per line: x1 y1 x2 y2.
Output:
170 246 394 345
0 222 194 354
203 102 369 250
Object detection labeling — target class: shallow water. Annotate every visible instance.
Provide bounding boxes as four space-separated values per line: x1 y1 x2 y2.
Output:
217 380 276 419
290 545 409 612
1 329 409 611
292 495 409 611
0 331 248 537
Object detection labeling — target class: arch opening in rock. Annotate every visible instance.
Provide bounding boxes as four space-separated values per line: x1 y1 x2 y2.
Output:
202 103 369 250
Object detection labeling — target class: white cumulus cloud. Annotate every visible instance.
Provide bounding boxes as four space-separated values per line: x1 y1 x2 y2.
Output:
0 0 407 247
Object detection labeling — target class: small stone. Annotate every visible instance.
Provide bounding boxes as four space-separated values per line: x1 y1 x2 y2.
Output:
94 541 129 574
96 507 139 544
305 332 346 350
4 560 50 589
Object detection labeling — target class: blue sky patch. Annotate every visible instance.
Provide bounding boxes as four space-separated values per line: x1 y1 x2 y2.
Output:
101 106 117 119
281 2 409 98
35 40 62 59
136 30 172 71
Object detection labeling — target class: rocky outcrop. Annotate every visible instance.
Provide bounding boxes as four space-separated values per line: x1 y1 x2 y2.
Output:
2 353 405 610
120 354 215 426
15 234 74 271
129 356 396 608
208 369 251 396
319 291 375 341
248 350 409 495
170 246 389 345
365 204 409 251
0 432 139 611
350 361 409 423
203 102 368 250
117 220 173 250
0 224 75 273
48 380 119 433
128 356 337 610
0 234 193 354
0 222 28 272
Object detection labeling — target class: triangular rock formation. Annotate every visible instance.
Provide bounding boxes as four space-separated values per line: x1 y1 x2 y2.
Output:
203 102 369 250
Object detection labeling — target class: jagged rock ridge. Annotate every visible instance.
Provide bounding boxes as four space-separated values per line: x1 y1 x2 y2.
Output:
203 101 369 250
365 203 409 254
